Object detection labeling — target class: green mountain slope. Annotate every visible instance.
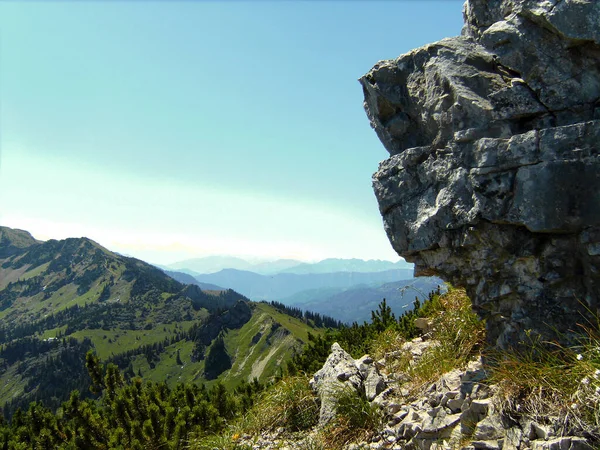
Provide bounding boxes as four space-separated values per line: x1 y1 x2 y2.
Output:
0 227 326 417
120 302 318 391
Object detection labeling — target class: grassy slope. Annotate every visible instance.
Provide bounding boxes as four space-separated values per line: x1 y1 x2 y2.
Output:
222 303 323 387
129 303 323 391
0 366 25 406
0 262 50 290
0 301 324 404
0 245 133 324
69 319 201 360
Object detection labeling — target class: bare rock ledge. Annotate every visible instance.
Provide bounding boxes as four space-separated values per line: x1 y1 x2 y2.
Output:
360 0 600 349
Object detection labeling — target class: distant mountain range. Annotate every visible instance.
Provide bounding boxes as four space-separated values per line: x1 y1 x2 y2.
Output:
162 270 224 291
167 256 412 275
192 268 415 301
281 277 444 324
161 256 439 325
168 256 258 274
278 258 413 274
163 267 443 324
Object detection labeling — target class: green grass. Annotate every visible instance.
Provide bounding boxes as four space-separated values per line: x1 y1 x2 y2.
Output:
70 320 199 360
113 303 322 395
129 303 321 391
490 329 600 438
0 276 133 324
381 287 486 398
18 262 50 281
320 385 383 450
130 340 206 388
189 375 320 450
245 375 319 433
40 325 68 339
254 303 323 343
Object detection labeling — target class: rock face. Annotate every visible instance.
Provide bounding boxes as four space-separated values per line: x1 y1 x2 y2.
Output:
360 0 600 348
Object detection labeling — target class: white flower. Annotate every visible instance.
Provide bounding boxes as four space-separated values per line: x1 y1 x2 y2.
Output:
582 377 590 385
577 354 584 361
571 403 578 409
594 369 600 378
595 386 600 395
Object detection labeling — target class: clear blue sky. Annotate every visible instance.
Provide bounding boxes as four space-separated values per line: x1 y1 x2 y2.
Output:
0 1 464 264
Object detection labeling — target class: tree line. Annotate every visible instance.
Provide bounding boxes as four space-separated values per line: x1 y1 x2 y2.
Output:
267 301 344 329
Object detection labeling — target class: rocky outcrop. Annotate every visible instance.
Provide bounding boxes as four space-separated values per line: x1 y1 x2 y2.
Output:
371 354 593 450
233 340 594 449
309 342 593 450
310 343 368 424
360 0 600 348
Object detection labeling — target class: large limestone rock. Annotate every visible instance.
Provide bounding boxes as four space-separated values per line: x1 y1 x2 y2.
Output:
310 343 363 424
360 0 600 349
310 343 387 425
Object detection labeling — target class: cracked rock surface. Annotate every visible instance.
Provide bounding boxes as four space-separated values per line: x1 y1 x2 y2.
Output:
360 0 600 349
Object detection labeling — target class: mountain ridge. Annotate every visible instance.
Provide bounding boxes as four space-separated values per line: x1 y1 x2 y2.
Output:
167 255 410 275
0 226 332 417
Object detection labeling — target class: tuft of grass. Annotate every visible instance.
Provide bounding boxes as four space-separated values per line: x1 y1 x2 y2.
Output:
489 328 600 439
187 430 253 450
189 376 320 450
369 328 405 362
296 435 327 450
427 287 485 361
244 375 319 433
386 287 486 397
320 385 383 449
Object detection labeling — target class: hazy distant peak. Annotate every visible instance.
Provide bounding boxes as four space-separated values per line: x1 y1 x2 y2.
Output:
244 259 304 275
168 256 254 274
167 256 411 276
281 258 412 274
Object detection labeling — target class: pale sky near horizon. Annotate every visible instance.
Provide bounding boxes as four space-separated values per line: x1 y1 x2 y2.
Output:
0 1 464 265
